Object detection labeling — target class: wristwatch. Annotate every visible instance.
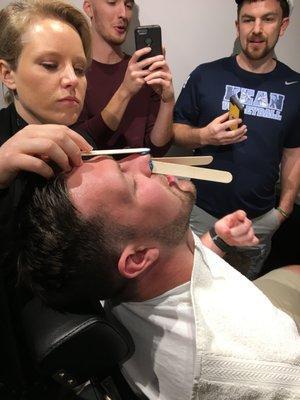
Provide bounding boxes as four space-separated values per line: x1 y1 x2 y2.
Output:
209 226 232 253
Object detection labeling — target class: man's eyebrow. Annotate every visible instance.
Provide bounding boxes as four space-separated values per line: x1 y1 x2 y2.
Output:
241 11 278 18
262 12 278 17
241 13 254 18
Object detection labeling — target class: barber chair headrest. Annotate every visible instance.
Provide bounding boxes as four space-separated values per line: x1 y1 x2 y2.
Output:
22 297 134 388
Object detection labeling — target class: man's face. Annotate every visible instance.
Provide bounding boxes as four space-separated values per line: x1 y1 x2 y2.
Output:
85 0 134 46
236 0 289 61
66 154 196 238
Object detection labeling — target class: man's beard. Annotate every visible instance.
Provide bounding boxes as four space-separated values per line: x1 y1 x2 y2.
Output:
243 42 274 60
241 34 279 61
95 26 127 46
146 184 196 247
107 180 196 249
107 34 127 46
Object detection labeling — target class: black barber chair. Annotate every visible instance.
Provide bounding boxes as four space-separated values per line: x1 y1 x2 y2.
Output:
21 297 139 399
0 269 143 400
21 297 142 400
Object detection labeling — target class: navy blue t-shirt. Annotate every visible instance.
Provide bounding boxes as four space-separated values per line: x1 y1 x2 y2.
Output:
174 56 300 219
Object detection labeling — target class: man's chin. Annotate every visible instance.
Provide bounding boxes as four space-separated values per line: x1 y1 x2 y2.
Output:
243 46 273 61
172 179 197 205
109 34 127 46
177 178 196 194
177 183 197 220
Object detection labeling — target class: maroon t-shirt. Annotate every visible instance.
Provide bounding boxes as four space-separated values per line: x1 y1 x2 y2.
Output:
75 56 170 156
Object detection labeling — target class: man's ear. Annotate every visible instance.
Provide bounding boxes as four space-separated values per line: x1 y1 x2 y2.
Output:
279 17 289 37
118 245 159 279
0 60 16 90
83 1 93 19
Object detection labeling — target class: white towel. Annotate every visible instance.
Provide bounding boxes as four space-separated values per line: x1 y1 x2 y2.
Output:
191 234 300 399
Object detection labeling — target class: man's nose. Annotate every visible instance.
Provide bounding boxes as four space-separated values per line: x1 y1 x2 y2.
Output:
252 19 263 34
120 154 152 177
117 2 126 18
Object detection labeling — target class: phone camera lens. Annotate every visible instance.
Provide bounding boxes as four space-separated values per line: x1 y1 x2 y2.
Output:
145 37 152 46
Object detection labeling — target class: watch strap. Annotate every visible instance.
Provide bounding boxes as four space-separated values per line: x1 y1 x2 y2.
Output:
209 226 232 253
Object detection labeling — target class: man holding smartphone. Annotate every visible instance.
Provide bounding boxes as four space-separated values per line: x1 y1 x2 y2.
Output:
173 0 300 279
75 0 174 156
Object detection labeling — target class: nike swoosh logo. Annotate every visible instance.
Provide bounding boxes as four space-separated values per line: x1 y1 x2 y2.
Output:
285 81 299 85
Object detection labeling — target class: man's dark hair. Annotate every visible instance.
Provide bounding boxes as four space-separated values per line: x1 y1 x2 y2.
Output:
237 0 290 18
17 175 133 313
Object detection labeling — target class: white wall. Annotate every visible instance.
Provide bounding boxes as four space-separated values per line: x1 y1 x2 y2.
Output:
1 0 299 106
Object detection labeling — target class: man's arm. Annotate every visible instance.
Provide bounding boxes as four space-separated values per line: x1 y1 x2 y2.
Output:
147 98 174 147
277 147 300 222
143 53 175 147
101 47 175 149
173 114 247 149
172 68 247 149
100 48 160 131
200 210 259 257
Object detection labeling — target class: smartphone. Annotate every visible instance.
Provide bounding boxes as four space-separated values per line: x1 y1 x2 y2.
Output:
134 25 163 62
228 95 244 130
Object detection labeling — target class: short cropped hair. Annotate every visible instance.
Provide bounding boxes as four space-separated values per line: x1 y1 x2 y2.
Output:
17 175 133 313
237 0 290 18
0 0 91 104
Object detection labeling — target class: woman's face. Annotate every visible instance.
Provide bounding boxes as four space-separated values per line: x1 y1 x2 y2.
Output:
9 18 87 125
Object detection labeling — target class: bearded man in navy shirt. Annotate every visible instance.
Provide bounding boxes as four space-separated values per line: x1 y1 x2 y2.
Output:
173 0 300 279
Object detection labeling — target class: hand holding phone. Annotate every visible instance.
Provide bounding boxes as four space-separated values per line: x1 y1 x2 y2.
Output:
132 24 174 103
135 25 162 62
228 95 244 131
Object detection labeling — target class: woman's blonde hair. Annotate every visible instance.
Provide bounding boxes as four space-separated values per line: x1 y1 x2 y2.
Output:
0 0 92 104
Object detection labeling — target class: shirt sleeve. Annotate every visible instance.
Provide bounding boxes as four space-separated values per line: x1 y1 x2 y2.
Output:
173 68 202 127
73 104 115 149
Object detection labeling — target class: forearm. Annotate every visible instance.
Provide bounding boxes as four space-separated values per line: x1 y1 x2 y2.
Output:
173 123 208 149
101 84 132 131
279 148 300 214
200 209 258 258
149 98 175 147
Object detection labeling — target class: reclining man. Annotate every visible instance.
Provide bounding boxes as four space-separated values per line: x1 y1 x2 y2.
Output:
18 154 300 399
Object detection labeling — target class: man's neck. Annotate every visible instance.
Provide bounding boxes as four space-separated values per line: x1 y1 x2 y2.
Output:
120 230 195 303
92 31 124 64
236 52 277 74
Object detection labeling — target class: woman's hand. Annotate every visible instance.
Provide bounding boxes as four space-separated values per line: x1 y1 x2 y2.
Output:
0 124 92 188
